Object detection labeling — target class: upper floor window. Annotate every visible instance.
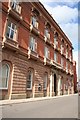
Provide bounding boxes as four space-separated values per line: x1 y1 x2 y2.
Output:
29 36 37 52
66 62 68 70
27 70 33 89
61 57 64 67
66 45 68 58
44 28 50 40
44 22 51 40
54 52 57 62
6 22 17 40
69 49 72 61
0 64 10 89
43 73 48 90
54 32 58 47
31 16 38 29
11 0 21 14
61 39 64 54
44 47 50 59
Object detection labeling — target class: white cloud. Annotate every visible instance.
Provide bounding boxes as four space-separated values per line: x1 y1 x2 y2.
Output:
41 4 78 24
40 0 79 2
52 6 77 24
60 23 78 50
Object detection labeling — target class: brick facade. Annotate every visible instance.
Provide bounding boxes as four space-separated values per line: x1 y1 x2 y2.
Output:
0 1 75 100
73 61 77 93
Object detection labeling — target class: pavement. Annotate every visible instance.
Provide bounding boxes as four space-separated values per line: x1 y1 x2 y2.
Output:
0 93 78 106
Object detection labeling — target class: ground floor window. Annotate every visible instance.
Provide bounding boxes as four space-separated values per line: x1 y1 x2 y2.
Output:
27 70 33 89
0 64 10 89
43 73 48 90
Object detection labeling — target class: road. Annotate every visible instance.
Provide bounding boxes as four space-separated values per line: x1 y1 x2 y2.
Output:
1 94 78 118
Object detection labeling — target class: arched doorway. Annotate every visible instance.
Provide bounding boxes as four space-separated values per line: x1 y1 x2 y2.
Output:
54 74 57 96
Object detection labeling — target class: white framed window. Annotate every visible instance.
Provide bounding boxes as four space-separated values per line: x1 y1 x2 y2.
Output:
11 0 21 14
65 80 68 90
54 32 58 47
66 48 68 58
69 53 72 61
54 37 58 46
44 29 50 39
61 44 64 54
43 73 48 90
44 47 50 59
29 36 37 52
27 70 33 89
6 22 17 40
61 58 64 67
54 52 57 62
0 64 10 89
31 16 38 29
70 65 72 70
66 62 68 70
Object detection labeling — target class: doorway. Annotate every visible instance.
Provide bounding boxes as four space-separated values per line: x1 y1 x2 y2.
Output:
54 74 57 96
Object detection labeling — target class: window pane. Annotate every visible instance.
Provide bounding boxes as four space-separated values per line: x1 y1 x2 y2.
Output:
32 17 36 27
43 73 47 89
2 78 7 88
45 29 49 37
45 47 48 58
30 38 34 51
27 81 31 88
61 58 64 67
54 37 56 44
30 37 35 51
1 64 10 88
27 71 33 89
6 27 10 38
10 30 14 39
8 22 11 27
12 23 15 29
7 22 16 40
12 0 17 9
54 52 57 62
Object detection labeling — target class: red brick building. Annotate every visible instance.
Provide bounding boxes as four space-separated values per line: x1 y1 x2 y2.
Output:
73 61 77 93
0 1 74 100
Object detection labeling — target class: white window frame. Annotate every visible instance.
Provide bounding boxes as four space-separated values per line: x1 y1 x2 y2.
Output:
66 48 68 58
54 52 57 62
61 58 64 67
66 62 68 70
61 44 64 54
45 29 50 39
54 37 58 46
0 64 10 89
65 80 68 90
27 70 33 90
6 22 17 41
29 36 37 52
11 0 21 14
11 0 19 9
32 16 38 29
43 73 48 90
69 53 72 61
44 47 50 59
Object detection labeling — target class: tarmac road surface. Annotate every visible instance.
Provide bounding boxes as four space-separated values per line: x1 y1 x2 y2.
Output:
1 94 78 118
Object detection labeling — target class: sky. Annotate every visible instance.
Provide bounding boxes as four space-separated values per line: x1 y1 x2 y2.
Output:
39 0 79 80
